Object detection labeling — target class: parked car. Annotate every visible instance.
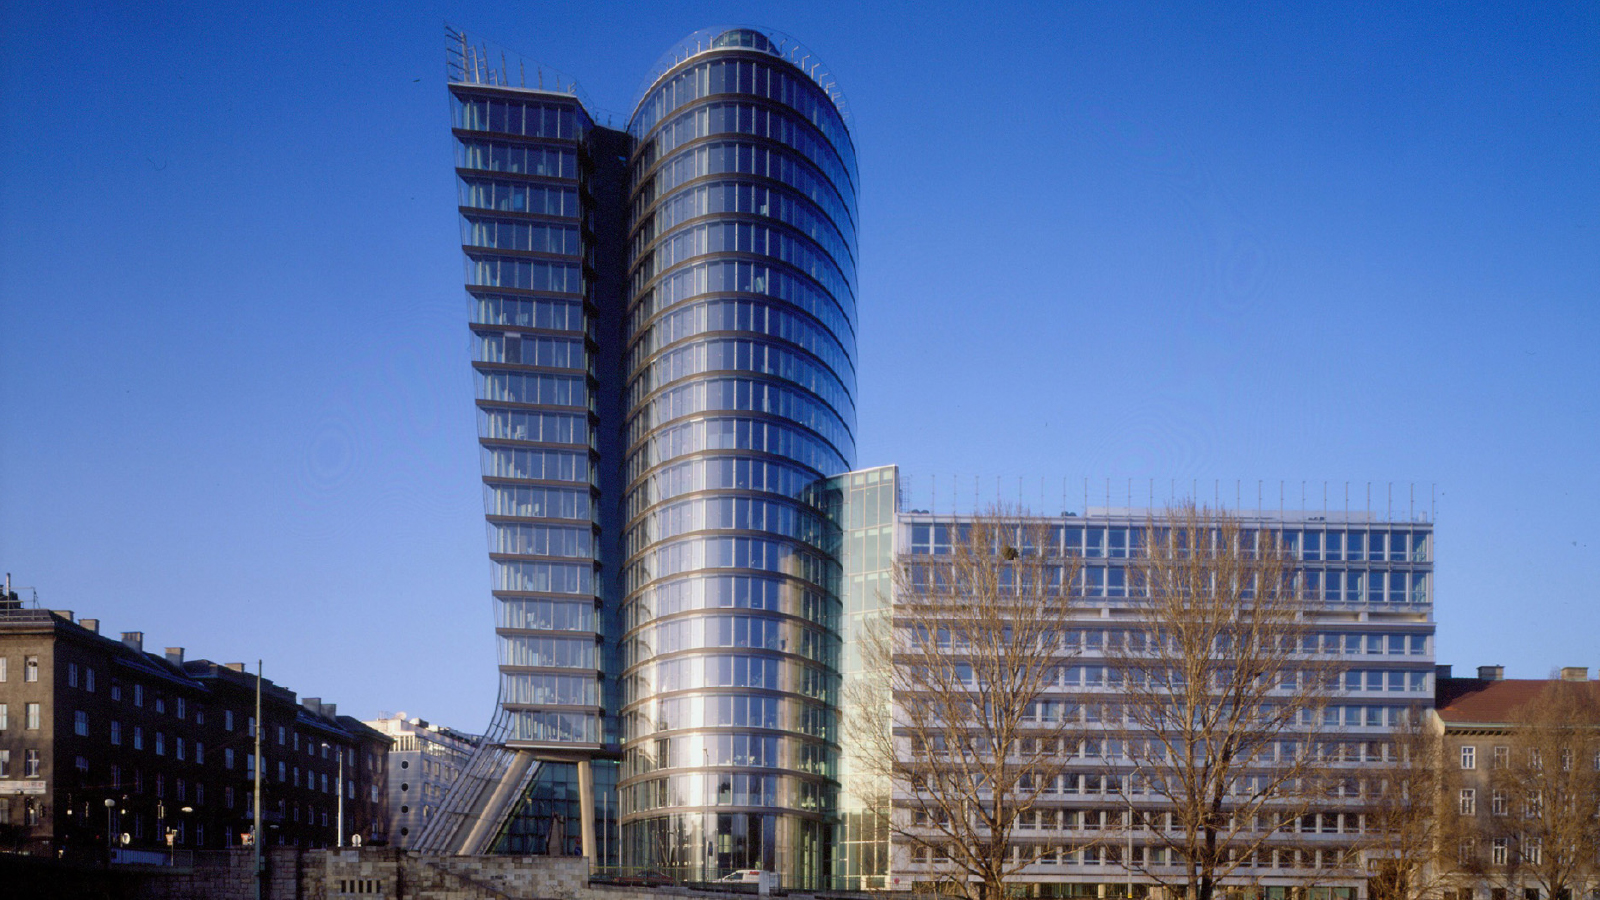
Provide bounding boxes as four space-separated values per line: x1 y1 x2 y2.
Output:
717 870 766 884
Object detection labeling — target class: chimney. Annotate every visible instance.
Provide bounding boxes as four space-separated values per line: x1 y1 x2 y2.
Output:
225 662 247 673
303 698 322 715
1478 665 1505 681
323 703 336 718
121 631 144 652
55 610 75 623
165 647 185 665
1561 666 1589 683
80 618 99 634
1435 664 1453 680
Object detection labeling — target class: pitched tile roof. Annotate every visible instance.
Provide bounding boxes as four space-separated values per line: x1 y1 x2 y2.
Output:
1437 677 1600 726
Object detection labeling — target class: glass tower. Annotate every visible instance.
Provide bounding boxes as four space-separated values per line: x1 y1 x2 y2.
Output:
432 27 857 887
618 28 858 889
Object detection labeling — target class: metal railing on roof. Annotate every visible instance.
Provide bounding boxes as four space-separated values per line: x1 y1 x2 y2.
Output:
444 23 598 114
899 475 1439 523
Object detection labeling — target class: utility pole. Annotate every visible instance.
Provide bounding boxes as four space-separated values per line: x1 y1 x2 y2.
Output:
254 660 263 900
337 745 345 848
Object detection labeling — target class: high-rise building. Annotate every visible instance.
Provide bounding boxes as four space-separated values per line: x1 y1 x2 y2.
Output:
423 27 857 888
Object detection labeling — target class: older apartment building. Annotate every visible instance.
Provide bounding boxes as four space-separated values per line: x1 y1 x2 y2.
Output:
0 604 390 860
1434 666 1600 900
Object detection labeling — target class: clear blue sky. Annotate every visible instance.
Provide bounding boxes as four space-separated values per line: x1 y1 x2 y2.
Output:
2 1 1596 729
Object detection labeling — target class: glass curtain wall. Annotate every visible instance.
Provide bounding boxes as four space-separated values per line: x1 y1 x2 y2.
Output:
619 28 859 890
452 85 607 749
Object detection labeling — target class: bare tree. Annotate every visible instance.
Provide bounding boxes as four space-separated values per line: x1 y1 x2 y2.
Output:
852 506 1084 900
1364 713 1466 900
1480 678 1600 900
1111 503 1344 900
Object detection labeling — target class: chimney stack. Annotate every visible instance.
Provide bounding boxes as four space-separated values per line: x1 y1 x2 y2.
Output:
80 618 99 634
121 631 144 652
1561 666 1589 683
1435 664 1453 680
1478 665 1504 681
225 662 246 673
165 647 185 665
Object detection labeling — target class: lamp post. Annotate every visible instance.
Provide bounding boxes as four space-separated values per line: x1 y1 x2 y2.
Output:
322 742 345 848
103 798 115 865
253 660 263 900
168 806 192 866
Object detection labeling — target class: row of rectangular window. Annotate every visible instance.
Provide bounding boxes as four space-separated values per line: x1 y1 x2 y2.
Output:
915 626 1427 657
908 523 1431 562
453 95 584 141
1459 744 1600 770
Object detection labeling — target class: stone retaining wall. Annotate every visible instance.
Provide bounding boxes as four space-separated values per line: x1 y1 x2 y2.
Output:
116 847 694 900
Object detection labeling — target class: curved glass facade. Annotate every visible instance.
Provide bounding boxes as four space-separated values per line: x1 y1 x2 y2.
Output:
619 28 857 889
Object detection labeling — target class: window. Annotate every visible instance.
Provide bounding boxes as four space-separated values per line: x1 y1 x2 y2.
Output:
1493 745 1509 768
24 657 38 682
1492 789 1507 815
176 698 185 720
1461 745 1476 769
68 663 79 687
134 726 144 750
25 703 40 729
176 737 185 761
1460 788 1477 816
225 749 235 770
24 749 40 777
155 695 165 714
277 725 286 745
111 682 121 701
134 684 143 706
74 710 88 736
1459 840 1476 864
0 750 8 777
0 703 7 730
225 710 234 731
0 656 6 681
1491 838 1508 864
196 742 204 764
85 668 94 692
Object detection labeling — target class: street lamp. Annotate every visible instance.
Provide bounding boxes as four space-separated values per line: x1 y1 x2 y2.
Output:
103 799 116 862
321 742 345 848
167 806 193 866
